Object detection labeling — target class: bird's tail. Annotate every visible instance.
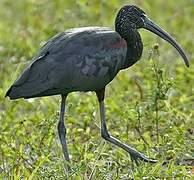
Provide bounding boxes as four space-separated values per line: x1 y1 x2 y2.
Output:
5 86 21 100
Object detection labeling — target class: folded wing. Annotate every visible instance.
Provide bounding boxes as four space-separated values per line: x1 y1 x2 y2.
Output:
6 27 127 99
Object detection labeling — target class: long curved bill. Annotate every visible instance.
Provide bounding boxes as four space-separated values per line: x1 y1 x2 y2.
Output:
143 16 189 67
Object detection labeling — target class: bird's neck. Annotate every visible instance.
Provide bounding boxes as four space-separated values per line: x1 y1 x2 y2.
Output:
121 30 143 69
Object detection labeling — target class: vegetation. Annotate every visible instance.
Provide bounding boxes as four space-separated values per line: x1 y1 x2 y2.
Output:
0 0 193 179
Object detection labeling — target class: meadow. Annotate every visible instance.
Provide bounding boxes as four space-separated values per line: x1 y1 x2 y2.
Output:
0 0 194 179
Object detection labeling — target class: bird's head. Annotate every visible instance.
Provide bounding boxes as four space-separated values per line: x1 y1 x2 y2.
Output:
115 5 189 67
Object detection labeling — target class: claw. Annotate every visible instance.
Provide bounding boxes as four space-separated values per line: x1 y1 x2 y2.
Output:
130 151 157 165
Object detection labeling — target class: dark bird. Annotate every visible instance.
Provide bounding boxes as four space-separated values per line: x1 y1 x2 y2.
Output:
6 5 189 166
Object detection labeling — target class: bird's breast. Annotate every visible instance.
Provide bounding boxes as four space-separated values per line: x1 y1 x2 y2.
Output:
104 38 127 49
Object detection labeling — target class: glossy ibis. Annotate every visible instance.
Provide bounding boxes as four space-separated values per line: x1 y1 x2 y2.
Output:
6 5 189 166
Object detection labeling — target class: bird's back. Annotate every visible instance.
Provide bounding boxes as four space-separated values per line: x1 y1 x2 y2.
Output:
6 27 127 99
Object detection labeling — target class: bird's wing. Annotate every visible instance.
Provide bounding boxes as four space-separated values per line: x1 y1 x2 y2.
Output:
7 27 127 99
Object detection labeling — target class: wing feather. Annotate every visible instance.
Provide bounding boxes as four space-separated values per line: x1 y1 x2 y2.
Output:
7 27 127 99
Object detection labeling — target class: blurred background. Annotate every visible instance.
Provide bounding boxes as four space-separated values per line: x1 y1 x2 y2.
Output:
0 0 194 179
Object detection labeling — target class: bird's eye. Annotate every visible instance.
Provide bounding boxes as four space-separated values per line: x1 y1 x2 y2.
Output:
131 23 136 28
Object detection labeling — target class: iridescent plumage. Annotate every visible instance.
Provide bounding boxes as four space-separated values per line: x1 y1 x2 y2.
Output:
6 5 189 167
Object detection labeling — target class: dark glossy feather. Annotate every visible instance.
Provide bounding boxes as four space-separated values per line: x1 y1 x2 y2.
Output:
6 27 127 99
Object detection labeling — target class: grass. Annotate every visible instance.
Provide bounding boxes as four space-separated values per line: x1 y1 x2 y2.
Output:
0 0 194 179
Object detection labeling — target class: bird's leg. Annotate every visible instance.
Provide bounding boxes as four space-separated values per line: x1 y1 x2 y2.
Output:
96 89 157 164
58 94 71 170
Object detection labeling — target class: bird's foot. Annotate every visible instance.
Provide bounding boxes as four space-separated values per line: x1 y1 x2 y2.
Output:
129 151 157 165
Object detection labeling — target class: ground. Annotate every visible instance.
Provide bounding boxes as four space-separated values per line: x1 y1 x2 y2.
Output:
0 0 194 179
